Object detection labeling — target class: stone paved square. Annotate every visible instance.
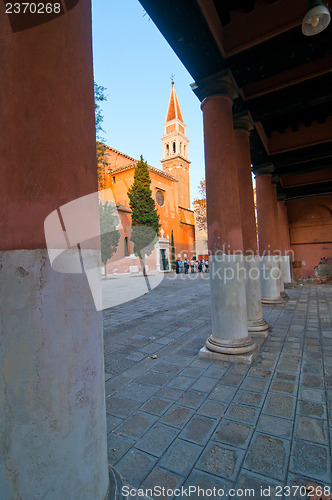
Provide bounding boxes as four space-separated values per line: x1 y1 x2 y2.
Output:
183 470 231 498
263 392 295 418
140 467 184 500
256 414 293 439
196 442 245 482
176 389 207 409
140 397 173 416
159 438 203 476
115 411 157 439
135 424 179 457
295 415 328 444
179 415 218 445
102 278 332 493
197 400 226 419
160 405 194 428
290 439 331 483
225 403 259 424
116 449 157 486
213 419 252 448
244 433 290 481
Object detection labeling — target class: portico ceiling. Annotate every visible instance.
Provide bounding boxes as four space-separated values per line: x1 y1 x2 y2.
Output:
139 0 332 200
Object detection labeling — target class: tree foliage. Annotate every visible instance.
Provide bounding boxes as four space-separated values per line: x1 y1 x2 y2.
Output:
94 82 108 190
99 201 120 277
127 156 160 272
194 179 207 232
95 82 107 140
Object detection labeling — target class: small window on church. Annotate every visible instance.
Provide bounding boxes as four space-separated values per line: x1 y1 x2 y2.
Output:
112 176 116 183
156 190 164 207
124 237 129 257
183 145 186 156
180 142 182 153
173 142 176 153
166 144 169 156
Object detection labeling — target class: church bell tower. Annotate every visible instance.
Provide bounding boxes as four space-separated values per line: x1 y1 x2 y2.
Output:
161 82 191 210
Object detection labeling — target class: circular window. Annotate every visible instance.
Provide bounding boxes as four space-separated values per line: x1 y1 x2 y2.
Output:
156 190 164 206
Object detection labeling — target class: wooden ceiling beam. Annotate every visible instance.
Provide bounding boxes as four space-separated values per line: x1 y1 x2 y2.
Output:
267 117 332 155
219 0 305 56
242 55 332 100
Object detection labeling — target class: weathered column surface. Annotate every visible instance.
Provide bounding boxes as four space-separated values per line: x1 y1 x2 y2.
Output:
0 2 110 499
193 73 258 363
234 113 270 337
278 199 292 284
255 165 285 305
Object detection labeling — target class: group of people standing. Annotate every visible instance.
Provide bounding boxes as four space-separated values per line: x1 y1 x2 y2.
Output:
175 257 209 274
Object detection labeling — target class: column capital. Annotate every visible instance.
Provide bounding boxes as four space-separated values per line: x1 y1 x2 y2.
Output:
191 69 239 103
252 163 274 177
233 111 254 133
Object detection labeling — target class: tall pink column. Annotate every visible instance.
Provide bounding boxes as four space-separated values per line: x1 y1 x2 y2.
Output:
194 72 258 363
234 113 270 336
278 199 292 283
255 165 285 304
0 2 110 498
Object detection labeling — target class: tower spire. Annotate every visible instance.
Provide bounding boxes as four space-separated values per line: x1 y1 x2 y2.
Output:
165 81 184 123
161 82 191 209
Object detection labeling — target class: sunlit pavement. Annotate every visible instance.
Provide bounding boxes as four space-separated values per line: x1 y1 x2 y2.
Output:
103 275 332 499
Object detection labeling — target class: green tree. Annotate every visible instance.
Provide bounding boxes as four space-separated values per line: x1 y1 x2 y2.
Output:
94 82 108 190
95 82 107 140
127 156 160 276
99 201 120 278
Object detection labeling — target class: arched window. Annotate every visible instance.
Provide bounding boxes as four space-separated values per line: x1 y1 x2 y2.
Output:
166 144 169 156
173 142 176 153
156 190 164 206
180 142 182 153
183 145 186 156
124 237 129 257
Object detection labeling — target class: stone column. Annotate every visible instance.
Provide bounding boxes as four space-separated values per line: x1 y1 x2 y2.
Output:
193 72 258 363
277 198 292 284
234 113 270 337
255 165 285 305
0 2 110 499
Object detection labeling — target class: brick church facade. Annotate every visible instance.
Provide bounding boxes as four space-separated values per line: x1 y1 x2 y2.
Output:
99 82 195 274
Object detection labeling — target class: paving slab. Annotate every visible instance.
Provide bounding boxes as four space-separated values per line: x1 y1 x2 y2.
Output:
213 419 253 449
196 442 245 482
159 438 203 476
244 433 290 481
135 424 179 457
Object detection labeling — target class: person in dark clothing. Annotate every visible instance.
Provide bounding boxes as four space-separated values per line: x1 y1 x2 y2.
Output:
175 259 180 274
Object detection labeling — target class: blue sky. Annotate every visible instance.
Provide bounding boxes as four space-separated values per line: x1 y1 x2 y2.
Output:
91 0 205 204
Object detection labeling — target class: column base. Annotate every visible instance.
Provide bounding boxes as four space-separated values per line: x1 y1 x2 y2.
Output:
280 291 290 300
199 345 259 364
261 295 286 306
248 318 272 338
206 334 257 354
